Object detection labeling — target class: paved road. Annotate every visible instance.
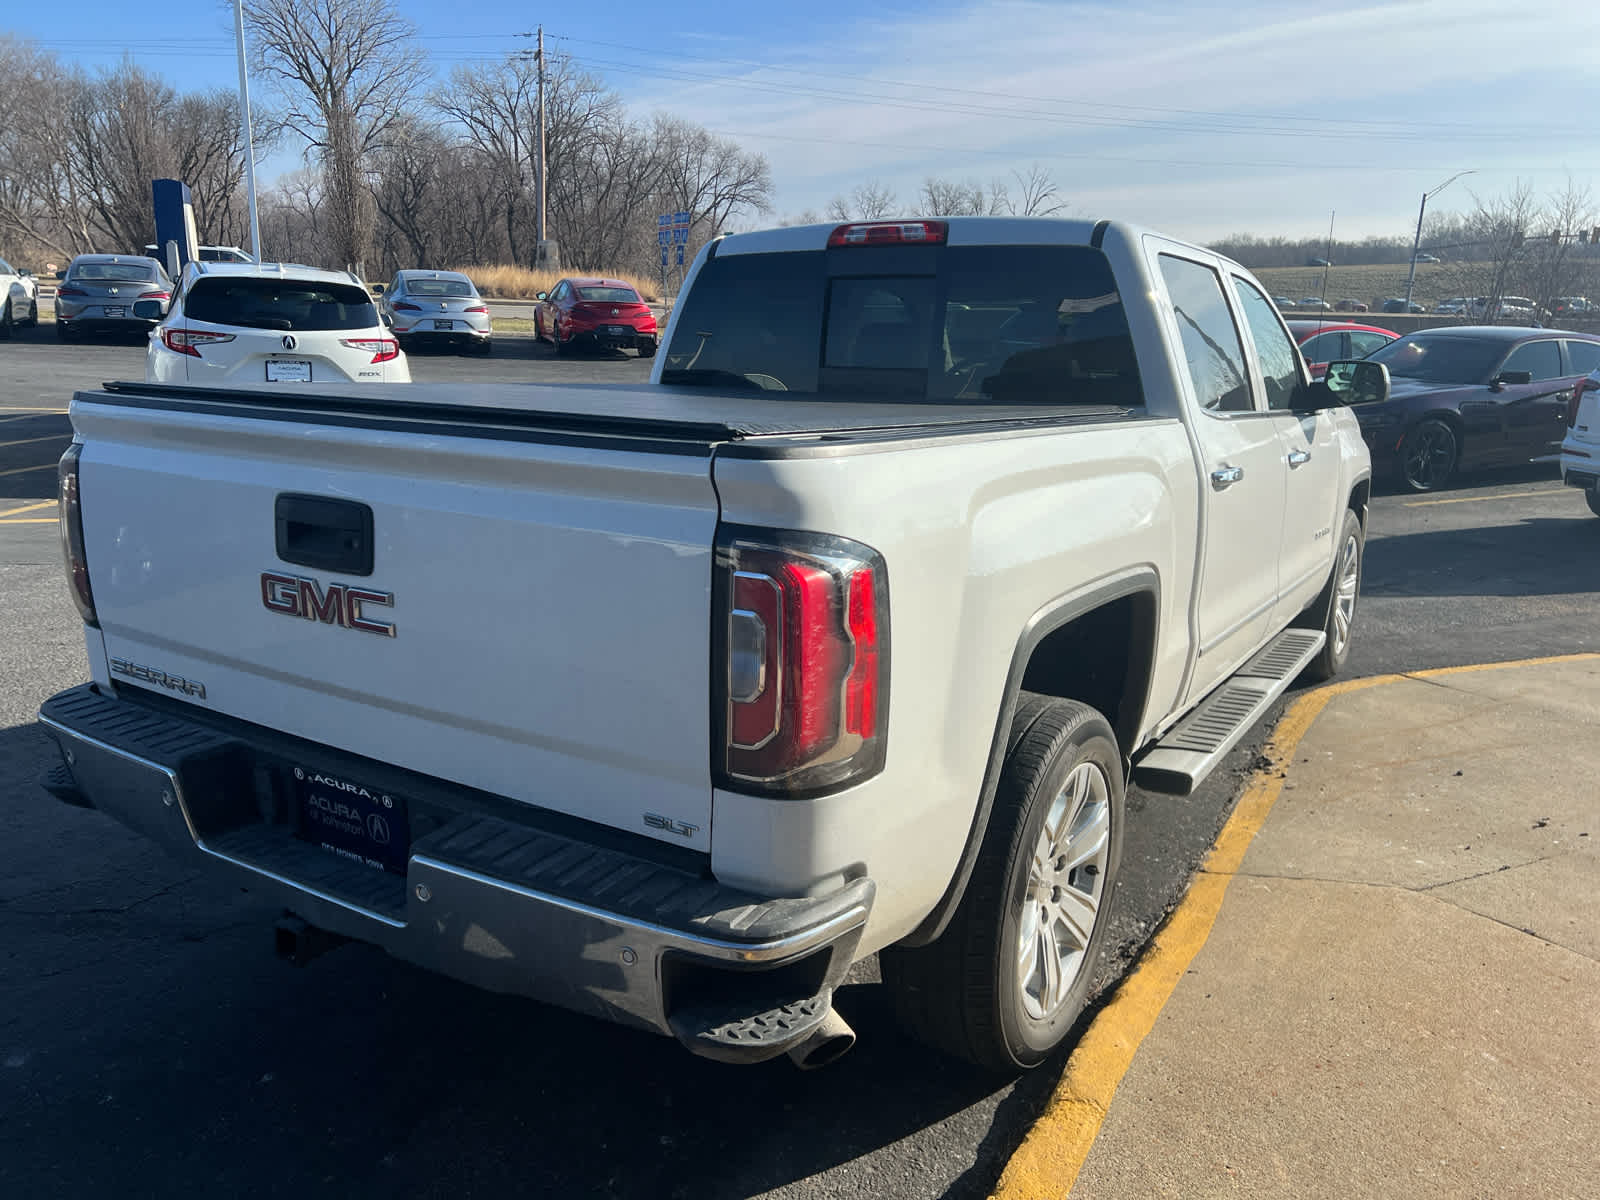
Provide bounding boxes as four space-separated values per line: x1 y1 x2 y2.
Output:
2 337 1596 1198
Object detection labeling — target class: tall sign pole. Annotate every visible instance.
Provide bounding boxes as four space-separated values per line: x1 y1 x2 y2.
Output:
233 0 262 260
536 26 546 263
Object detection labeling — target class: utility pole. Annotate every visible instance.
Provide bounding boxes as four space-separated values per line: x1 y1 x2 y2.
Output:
537 26 547 266
1404 170 1475 312
233 0 262 261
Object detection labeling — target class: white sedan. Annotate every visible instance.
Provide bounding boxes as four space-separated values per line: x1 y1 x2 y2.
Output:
0 255 40 335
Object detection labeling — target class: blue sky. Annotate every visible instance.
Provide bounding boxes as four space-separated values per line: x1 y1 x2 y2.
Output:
9 0 1600 242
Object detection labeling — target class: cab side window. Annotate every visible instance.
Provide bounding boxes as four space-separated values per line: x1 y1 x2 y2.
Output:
1158 255 1253 413
1232 278 1302 411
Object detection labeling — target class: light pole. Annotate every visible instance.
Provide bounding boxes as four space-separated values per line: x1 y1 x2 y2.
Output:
233 0 262 261
1404 170 1475 312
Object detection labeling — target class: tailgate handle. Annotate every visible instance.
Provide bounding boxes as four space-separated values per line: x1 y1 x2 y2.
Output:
275 494 374 577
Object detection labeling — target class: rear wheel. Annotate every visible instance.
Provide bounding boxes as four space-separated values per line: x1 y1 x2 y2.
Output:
0 300 12 340
638 341 657 360
880 694 1124 1072
23 299 38 327
1399 417 1458 492
1587 486 1600 518
554 322 572 356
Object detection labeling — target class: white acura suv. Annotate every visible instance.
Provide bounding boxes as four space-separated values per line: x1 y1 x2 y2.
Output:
143 262 410 387
1561 367 1600 518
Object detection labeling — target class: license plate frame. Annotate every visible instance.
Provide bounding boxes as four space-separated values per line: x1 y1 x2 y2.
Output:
604 324 629 337
266 359 312 382
432 319 454 330
293 764 409 875
103 306 127 318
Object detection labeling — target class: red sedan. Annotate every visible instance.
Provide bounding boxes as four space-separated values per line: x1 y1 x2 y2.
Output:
1287 319 1398 379
534 277 658 358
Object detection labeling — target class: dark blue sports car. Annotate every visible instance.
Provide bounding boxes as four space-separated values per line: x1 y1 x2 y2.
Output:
1357 326 1600 491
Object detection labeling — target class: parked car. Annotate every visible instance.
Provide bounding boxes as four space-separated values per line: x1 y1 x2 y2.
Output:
1288 320 1399 379
1273 296 1296 309
143 243 256 265
1333 299 1368 313
1299 296 1327 309
378 270 492 355
1560 367 1600 516
39 216 1379 1073
142 261 410 387
1552 297 1594 317
1380 298 1425 314
1307 257 1332 267
1412 253 1440 264
534 278 658 357
1467 296 1538 321
1357 326 1600 491
54 255 172 341
1435 298 1473 315
0 255 40 335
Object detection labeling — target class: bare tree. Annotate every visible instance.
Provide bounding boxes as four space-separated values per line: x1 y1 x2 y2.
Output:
920 177 989 216
242 0 426 271
1523 179 1596 313
828 179 899 221
1011 164 1067 217
653 116 773 242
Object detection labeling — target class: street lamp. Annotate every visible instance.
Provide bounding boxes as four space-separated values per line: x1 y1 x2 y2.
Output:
1403 170 1475 312
233 0 262 261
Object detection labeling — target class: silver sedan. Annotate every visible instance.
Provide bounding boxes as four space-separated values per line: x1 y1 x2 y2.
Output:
378 270 492 355
54 255 173 341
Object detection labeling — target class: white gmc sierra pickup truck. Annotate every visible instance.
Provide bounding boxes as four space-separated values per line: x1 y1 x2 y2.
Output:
39 218 1384 1072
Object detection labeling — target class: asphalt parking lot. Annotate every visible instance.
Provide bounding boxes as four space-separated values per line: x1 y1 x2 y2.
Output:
2 330 1598 1197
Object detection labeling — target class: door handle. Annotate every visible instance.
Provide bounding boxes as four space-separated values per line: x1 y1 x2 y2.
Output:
1287 448 1311 468
1210 465 1244 489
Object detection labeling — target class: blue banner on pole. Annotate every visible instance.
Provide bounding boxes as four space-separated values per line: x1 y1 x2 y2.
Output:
661 247 669 268
658 213 672 227
673 227 689 244
675 244 685 266
658 230 672 246
673 210 691 226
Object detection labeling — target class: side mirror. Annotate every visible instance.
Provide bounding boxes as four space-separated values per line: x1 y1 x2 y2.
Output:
55 269 66 280
1295 360 1390 411
535 291 548 301
381 311 394 327
1490 370 1532 390
372 283 385 295
131 300 164 320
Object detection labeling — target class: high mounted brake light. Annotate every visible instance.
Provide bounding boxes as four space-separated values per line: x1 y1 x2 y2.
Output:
827 220 948 247
715 527 889 797
58 443 97 628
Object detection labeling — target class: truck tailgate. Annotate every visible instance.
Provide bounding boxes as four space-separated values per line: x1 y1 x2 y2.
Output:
71 391 720 849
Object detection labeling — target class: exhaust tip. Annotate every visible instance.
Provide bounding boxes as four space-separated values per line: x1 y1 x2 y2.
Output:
785 1007 856 1071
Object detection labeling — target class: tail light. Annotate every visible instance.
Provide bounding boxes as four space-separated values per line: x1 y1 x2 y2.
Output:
828 220 947 247
393 301 421 311
1570 375 1598 427
58 443 97 628
340 337 400 363
714 527 889 796
139 290 170 301
56 285 87 298
162 329 236 358
464 305 489 314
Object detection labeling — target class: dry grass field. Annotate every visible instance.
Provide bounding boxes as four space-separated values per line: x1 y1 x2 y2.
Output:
1251 263 1466 312
449 265 663 303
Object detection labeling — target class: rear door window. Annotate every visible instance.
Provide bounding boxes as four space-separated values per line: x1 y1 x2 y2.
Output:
1348 331 1392 357
1563 340 1600 376
183 277 380 331
1231 278 1302 411
1157 255 1253 413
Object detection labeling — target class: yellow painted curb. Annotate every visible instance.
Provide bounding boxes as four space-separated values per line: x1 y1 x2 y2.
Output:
989 652 1600 1200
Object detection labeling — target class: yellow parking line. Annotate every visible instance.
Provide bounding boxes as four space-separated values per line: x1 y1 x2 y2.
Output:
0 517 57 524
991 651 1600 1199
1403 487 1570 507
0 435 67 450
0 500 55 519
0 463 54 479
0 408 70 416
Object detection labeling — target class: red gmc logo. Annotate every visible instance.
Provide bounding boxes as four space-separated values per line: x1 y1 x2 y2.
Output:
260 572 396 637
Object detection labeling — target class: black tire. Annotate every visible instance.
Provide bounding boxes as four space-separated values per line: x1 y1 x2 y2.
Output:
1587 486 1600 519
1398 417 1458 492
23 299 38 327
475 339 493 356
1296 508 1364 682
0 300 11 340
554 323 572 356
638 341 657 360
880 694 1125 1072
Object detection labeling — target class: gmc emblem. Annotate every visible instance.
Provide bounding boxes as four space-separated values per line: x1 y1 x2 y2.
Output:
260 572 396 637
